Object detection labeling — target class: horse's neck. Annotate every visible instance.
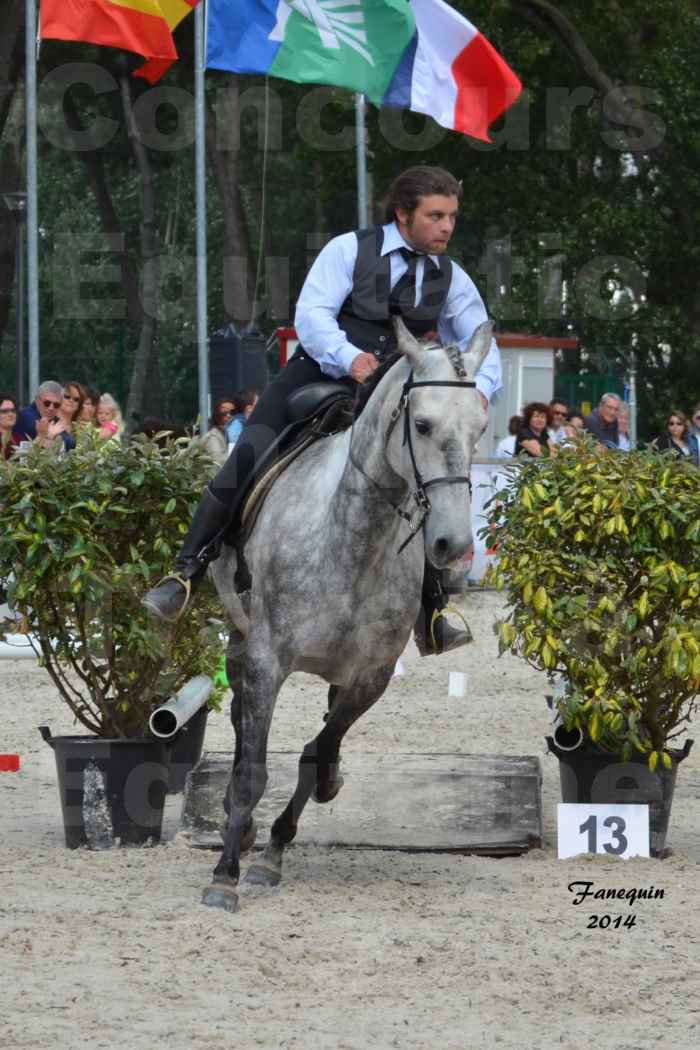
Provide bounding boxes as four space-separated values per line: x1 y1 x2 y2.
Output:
331 364 411 544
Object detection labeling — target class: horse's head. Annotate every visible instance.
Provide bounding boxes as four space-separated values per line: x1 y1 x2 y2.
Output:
386 317 492 568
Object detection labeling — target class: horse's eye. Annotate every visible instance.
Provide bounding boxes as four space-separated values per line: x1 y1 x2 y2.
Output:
414 419 432 436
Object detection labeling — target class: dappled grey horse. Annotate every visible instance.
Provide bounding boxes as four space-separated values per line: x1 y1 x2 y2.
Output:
203 318 491 911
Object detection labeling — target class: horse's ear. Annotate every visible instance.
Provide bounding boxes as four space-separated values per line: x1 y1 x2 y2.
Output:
393 315 424 369
460 322 493 379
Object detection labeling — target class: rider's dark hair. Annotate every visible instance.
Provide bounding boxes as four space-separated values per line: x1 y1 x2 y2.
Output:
383 166 462 223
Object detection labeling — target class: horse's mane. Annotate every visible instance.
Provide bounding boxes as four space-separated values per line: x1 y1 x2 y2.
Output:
353 351 403 418
353 339 463 419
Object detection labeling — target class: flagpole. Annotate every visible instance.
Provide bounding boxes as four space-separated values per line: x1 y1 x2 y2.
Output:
355 93 368 227
26 0 40 394
195 1 209 433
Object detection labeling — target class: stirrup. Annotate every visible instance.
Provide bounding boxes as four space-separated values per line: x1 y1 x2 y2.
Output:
429 602 472 651
149 573 192 622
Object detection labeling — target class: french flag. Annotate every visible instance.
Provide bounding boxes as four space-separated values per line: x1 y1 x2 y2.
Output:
384 0 522 142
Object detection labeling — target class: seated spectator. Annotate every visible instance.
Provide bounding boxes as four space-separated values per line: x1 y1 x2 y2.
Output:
515 403 554 458
14 380 75 451
687 403 700 466
198 397 236 466
617 403 632 450
654 411 692 459
560 411 585 445
0 394 21 460
226 389 260 451
584 393 621 449
97 393 124 439
548 399 569 444
78 386 100 426
59 380 85 438
496 414 523 458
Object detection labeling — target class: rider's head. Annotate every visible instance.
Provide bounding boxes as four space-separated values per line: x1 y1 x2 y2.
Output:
384 167 462 255
383 167 462 224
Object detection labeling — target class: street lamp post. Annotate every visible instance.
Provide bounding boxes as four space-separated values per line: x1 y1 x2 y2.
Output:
3 191 28 405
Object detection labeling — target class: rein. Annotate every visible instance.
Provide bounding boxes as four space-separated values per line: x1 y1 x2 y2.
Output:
349 367 476 554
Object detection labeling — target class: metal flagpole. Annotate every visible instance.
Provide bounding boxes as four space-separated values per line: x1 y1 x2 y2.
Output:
355 93 368 227
195 2 209 432
26 0 40 394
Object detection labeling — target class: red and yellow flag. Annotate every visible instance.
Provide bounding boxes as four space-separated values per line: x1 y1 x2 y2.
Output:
136 0 200 83
40 0 199 84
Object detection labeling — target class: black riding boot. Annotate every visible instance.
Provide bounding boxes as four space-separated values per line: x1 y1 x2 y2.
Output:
414 560 473 656
142 488 231 623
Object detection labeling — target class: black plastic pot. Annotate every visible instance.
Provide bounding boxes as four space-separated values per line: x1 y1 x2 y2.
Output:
167 704 209 794
546 736 693 857
39 726 170 849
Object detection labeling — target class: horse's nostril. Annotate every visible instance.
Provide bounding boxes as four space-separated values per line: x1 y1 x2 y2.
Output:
435 537 450 556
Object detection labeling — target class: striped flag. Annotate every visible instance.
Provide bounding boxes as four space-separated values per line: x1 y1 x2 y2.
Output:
136 0 201 84
206 0 522 141
40 0 193 84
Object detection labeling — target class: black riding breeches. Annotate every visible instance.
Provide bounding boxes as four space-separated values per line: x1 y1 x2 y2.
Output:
208 349 356 510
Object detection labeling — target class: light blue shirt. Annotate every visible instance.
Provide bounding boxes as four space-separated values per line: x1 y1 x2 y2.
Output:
294 223 502 403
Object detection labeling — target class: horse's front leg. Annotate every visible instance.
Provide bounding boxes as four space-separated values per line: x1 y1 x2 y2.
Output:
245 665 395 890
201 656 281 912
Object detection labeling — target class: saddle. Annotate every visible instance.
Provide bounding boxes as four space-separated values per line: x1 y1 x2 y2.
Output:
236 382 354 543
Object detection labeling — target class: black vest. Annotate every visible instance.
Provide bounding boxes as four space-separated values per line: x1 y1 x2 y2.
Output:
336 227 453 359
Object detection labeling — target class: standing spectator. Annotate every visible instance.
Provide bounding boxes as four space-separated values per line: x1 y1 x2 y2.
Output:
59 380 85 438
0 394 21 460
655 411 692 459
583 393 620 449
198 397 236 466
78 386 100 426
687 403 700 466
515 403 554 458
97 393 124 439
496 414 523 458
617 403 632 450
226 389 260 451
548 399 569 444
14 381 75 451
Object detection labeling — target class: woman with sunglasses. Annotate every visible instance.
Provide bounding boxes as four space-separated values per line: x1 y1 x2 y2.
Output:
13 381 75 451
655 411 692 459
0 394 21 460
197 396 237 466
59 381 85 436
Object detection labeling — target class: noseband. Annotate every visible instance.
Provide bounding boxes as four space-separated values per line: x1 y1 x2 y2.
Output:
349 365 476 554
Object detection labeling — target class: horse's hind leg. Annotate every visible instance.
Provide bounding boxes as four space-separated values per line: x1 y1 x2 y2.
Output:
201 652 283 912
245 665 395 889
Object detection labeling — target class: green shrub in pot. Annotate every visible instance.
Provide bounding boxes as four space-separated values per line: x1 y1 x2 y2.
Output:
0 429 224 737
485 439 700 770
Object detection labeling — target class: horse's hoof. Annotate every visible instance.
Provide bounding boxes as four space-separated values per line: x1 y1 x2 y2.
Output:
313 775 344 804
201 883 239 912
244 860 282 888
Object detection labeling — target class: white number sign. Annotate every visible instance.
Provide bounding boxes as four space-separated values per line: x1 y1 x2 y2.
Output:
557 804 650 859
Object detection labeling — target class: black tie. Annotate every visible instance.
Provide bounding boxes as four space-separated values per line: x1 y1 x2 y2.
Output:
388 248 420 315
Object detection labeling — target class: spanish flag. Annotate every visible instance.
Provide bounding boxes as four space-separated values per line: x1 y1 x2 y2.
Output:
136 0 201 83
40 0 196 84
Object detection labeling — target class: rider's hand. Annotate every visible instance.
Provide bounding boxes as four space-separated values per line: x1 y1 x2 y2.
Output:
349 352 379 384
478 391 488 413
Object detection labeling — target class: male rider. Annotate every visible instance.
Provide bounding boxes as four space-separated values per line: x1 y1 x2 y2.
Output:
144 166 501 654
